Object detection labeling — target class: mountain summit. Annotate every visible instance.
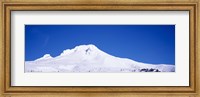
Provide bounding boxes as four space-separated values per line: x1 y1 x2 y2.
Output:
60 44 101 56
25 44 175 72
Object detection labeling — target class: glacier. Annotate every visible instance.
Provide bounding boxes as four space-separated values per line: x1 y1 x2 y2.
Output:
25 44 175 72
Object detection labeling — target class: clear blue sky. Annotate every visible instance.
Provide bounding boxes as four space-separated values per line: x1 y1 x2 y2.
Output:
25 25 175 65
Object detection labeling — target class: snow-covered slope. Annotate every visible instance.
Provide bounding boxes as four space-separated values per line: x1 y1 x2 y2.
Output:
25 44 175 72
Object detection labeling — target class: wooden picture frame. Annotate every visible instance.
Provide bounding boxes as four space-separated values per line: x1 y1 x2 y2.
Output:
0 0 199 97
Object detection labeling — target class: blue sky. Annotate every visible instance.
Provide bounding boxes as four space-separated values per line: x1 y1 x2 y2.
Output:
25 25 175 65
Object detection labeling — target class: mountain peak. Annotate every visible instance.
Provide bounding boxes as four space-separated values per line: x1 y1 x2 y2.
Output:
60 44 100 56
74 44 98 51
43 54 52 58
35 54 52 61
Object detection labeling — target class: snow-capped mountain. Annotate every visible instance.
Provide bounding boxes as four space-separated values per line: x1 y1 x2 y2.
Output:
25 44 175 72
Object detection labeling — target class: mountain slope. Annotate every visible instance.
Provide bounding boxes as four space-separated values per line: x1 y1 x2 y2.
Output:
25 44 175 72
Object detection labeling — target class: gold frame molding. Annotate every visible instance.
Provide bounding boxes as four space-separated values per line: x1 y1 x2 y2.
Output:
0 0 199 97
